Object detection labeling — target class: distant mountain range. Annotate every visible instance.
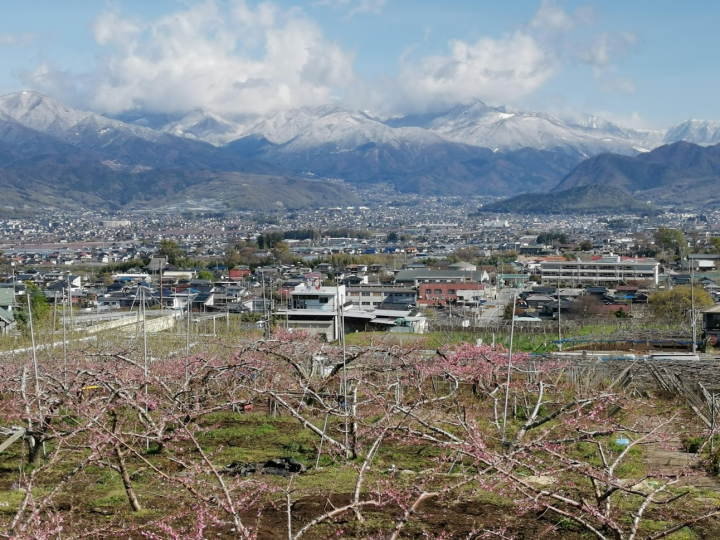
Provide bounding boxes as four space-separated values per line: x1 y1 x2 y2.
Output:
480 185 658 215
154 101 663 152
664 120 720 146
483 141 720 213
123 101 658 196
1 90 720 213
556 141 720 205
0 91 358 213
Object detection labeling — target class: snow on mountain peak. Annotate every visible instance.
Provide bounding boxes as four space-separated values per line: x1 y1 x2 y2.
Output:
664 119 720 146
0 90 90 134
250 106 446 150
2 90 719 157
152 100 675 154
0 90 167 144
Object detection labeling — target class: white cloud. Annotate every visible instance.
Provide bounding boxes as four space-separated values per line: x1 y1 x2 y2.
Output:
390 1 639 113
591 110 651 130
580 32 637 69
576 32 638 96
390 2 577 113
530 0 575 31
25 0 355 116
93 12 141 46
23 63 92 101
395 32 553 112
20 0 639 117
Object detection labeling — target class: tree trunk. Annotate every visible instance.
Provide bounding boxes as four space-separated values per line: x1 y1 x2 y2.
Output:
27 435 41 464
114 445 142 512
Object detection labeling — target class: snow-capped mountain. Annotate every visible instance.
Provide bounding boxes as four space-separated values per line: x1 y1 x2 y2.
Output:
0 91 262 172
388 101 663 155
252 106 447 150
163 110 257 146
0 91 356 212
0 90 165 145
6 89 718 161
664 119 720 146
156 99 665 157
3 89 720 211
159 105 447 150
562 115 663 152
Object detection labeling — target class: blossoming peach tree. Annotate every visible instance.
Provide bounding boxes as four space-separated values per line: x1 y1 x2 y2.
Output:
0 334 715 538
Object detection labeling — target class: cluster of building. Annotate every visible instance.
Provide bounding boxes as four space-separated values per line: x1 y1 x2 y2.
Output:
0 252 659 338
4 201 720 340
2 201 720 272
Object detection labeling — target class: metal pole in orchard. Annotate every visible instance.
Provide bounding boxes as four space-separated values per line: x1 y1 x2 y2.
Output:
501 292 517 446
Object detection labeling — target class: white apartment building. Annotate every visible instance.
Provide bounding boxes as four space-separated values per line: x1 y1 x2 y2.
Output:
540 256 659 286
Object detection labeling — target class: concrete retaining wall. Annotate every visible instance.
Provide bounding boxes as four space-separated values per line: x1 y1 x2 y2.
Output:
85 313 178 335
82 316 139 334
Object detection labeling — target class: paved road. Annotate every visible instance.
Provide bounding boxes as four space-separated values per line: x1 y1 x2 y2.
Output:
474 289 515 323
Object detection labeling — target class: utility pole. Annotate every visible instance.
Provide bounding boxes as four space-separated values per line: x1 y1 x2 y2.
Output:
141 287 148 375
260 270 267 338
62 285 67 377
159 262 164 314
262 272 271 339
67 275 73 335
502 292 517 445
52 292 58 333
26 293 40 397
141 286 150 451
690 257 697 353
186 292 192 356
268 276 274 337
336 278 349 456
557 277 562 351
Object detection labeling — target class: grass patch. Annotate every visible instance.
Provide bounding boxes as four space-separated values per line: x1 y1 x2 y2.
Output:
344 330 560 352
641 521 697 539
0 489 29 514
290 465 361 494
198 411 321 465
376 443 442 471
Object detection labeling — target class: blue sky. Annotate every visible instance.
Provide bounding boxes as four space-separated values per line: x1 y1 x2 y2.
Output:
0 0 716 128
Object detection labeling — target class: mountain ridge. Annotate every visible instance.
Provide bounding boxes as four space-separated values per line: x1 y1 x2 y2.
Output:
555 141 720 197
145 98 664 155
483 141 720 213
1 90 720 213
479 184 657 215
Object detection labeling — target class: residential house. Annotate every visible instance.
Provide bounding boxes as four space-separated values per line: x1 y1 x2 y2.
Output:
228 266 252 279
275 284 346 341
